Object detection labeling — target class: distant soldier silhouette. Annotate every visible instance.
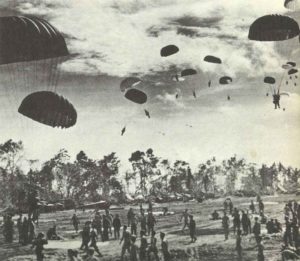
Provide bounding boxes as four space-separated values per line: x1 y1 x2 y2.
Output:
130 214 138 236
130 235 138 261
3 214 14 243
127 208 134 227
241 211 249 235
28 218 35 243
253 217 261 244
113 214 121 239
147 231 159 261
236 229 242 261
80 222 91 251
160 232 172 261
120 226 131 261
140 211 147 235
258 200 264 215
102 214 110 241
71 213 80 233
250 200 256 214
284 219 293 247
22 216 29 245
222 212 230 240
17 214 23 243
139 230 148 260
257 236 264 261
233 208 241 235
31 232 48 261
211 210 220 220
181 209 189 233
89 228 102 257
147 211 156 236
189 215 197 243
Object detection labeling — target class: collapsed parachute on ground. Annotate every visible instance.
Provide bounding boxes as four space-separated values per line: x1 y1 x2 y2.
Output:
248 15 300 41
160 45 179 57
18 91 77 128
125 88 147 104
219 76 233 85
284 0 300 10
203 55 222 64
181 69 197 77
288 68 298 75
120 77 141 92
264 76 276 84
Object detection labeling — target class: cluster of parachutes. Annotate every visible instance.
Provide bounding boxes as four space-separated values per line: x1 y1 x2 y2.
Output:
248 11 300 107
0 16 76 128
120 77 147 104
119 44 231 125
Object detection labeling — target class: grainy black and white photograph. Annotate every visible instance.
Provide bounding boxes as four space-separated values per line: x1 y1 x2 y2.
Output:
0 0 300 260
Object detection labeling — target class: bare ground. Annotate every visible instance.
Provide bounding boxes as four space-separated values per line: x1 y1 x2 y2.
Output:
0 194 296 261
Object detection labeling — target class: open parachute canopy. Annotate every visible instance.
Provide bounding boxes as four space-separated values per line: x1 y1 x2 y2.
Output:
288 68 298 75
264 76 276 84
160 45 179 57
203 55 222 64
282 62 296 69
125 88 147 104
219 76 233 85
181 68 197 77
0 16 69 64
284 0 300 10
287 61 296 67
18 91 77 128
120 77 141 92
248 15 300 41
280 92 290 96
0 16 69 117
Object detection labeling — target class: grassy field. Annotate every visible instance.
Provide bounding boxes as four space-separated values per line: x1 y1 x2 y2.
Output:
0 194 297 261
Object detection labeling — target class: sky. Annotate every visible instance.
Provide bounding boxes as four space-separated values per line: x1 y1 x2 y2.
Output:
0 0 300 171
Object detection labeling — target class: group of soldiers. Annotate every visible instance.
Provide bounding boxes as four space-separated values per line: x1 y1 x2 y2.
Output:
3 214 37 245
217 197 300 261
222 198 267 261
3 196 300 260
180 209 197 243
73 205 171 261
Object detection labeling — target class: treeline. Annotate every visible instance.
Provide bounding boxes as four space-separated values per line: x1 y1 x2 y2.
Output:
0 139 299 208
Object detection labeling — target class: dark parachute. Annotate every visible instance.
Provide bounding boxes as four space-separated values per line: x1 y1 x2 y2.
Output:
284 0 300 10
125 88 147 104
203 55 222 64
287 61 296 67
248 15 300 41
288 68 298 75
181 68 197 77
160 45 179 57
18 91 77 128
264 76 276 84
120 77 141 92
0 16 69 64
0 16 69 122
219 76 233 85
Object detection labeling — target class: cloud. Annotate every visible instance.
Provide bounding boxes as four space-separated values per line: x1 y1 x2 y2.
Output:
156 90 185 109
11 0 291 79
